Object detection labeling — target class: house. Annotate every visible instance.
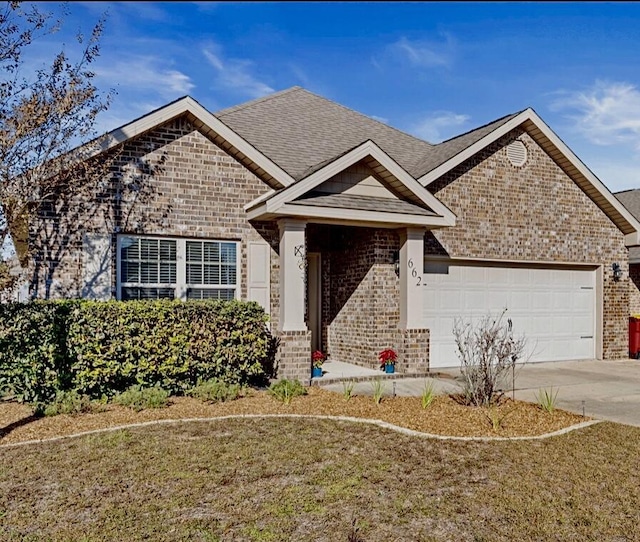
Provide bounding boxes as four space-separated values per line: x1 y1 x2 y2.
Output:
9 87 640 381
614 189 640 315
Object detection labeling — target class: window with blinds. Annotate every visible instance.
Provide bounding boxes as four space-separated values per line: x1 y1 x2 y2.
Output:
118 236 238 301
186 240 237 300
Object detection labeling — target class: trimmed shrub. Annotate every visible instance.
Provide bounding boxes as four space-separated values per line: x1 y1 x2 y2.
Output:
113 384 170 411
0 300 79 413
0 298 278 409
67 299 278 397
187 378 242 403
44 390 95 417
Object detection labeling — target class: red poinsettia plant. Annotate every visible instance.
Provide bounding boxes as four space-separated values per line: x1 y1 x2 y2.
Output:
312 350 326 368
378 348 397 369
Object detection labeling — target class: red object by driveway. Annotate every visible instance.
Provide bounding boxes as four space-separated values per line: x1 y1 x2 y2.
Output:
629 317 640 359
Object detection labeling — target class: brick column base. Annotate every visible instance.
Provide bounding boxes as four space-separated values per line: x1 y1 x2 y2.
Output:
396 328 430 373
276 330 312 383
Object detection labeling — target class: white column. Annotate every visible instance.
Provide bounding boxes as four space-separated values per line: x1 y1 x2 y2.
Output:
399 227 426 329
279 218 308 331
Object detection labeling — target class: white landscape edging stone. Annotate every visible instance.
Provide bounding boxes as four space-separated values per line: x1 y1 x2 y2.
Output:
0 414 603 449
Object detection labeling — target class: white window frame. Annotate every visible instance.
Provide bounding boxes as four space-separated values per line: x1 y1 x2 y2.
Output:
116 235 239 301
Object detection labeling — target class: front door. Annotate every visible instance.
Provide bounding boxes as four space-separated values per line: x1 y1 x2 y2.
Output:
307 253 321 352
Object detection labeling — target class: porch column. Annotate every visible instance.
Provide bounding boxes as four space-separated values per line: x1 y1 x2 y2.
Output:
399 227 426 329
279 218 308 331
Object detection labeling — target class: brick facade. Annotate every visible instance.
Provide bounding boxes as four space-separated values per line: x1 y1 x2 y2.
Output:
307 225 429 373
427 129 629 359
277 330 313 383
29 118 312 381
27 116 631 381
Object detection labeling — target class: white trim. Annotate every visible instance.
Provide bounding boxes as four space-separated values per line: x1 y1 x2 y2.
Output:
418 108 640 245
244 188 277 211
276 203 452 228
97 97 297 189
258 140 456 226
116 234 239 301
424 254 601 269
418 112 529 187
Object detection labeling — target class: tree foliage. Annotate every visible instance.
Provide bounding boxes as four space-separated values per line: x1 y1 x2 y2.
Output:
0 1 112 296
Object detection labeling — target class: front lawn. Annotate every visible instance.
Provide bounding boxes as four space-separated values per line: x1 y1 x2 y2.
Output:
1 418 639 541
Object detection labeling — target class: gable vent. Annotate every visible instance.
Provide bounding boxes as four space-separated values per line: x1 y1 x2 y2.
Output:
506 140 527 167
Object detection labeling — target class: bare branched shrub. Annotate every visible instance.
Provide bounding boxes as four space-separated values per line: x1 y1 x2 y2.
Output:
453 309 527 406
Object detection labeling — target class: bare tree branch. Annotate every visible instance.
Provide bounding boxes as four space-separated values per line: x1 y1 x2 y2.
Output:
0 1 113 298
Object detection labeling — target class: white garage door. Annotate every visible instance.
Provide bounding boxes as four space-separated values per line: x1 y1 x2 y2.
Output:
423 261 596 368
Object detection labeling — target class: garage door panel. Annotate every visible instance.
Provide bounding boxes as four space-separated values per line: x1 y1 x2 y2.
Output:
573 315 593 335
464 290 485 310
424 262 596 368
532 291 552 309
574 291 593 311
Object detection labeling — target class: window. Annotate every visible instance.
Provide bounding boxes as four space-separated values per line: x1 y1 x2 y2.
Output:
118 235 238 301
185 240 237 300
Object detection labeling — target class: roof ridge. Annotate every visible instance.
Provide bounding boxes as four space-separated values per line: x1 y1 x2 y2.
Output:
435 109 526 146
296 87 434 147
614 188 640 195
214 86 303 117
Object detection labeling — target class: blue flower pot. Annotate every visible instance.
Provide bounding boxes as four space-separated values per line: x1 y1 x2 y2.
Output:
312 366 323 378
384 364 395 374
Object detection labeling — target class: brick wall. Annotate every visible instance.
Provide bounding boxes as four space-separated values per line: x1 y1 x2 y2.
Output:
28 117 309 376
277 330 312 383
427 129 629 359
307 225 428 372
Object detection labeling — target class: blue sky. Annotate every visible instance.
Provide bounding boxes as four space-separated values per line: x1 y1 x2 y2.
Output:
26 1 640 193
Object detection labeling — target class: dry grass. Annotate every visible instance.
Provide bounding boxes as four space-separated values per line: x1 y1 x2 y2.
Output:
0 387 611 540
1 417 640 541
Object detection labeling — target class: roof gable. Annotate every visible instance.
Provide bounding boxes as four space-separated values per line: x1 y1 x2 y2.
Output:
417 108 640 247
96 96 297 190
246 140 456 228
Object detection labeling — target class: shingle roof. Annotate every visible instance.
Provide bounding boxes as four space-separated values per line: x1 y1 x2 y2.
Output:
215 87 434 181
615 189 640 261
293 192 436 216
215 87 524 184
412 112 523 178
615 189 640 219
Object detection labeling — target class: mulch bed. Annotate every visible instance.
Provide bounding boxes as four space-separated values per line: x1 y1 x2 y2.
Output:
0 387 587 445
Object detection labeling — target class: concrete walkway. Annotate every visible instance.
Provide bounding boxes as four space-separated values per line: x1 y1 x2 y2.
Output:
321 359 640 427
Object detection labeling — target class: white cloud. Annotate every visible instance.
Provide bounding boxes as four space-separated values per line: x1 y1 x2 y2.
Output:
376 34 456 70
95 55 194 98
409 111 470 143
203 43 274 99
551 81 640 150
393 36 452 68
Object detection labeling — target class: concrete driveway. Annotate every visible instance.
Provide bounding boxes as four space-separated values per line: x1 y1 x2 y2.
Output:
437 359 640 427
321 359 640 427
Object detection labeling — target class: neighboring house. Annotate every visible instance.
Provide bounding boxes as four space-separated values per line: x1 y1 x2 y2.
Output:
614 189 640 315
7 87 640 381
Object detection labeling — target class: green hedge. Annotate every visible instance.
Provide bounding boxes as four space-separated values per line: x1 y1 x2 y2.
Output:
0 300 79 410
0 299 278 410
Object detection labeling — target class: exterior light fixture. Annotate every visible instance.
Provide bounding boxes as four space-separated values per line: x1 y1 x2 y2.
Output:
393 251 400 277
612 262 623 281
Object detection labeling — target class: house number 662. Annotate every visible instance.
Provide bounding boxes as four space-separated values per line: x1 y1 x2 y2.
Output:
407 259 422 286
